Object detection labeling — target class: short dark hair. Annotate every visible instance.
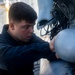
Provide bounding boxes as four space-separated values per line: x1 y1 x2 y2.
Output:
9 2 37 23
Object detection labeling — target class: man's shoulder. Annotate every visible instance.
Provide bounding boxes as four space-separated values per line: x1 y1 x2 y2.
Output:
0 33 6 42
0 34 3 38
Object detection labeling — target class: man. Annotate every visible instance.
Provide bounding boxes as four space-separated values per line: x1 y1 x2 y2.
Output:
0 2 56 75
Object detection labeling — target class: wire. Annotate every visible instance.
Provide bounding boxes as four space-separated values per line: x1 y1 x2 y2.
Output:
40 18 54 36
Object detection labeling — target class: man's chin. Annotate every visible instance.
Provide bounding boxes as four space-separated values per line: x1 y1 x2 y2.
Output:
24 40 29 42
21 37 32 42
23 38 31 42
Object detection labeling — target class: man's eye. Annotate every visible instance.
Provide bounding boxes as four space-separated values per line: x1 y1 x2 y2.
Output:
21 26 29 29
24 26 29 29
21 25 34 30
22 26 34 30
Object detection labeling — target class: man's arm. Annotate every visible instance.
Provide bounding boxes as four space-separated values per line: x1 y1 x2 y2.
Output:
0 42 52 67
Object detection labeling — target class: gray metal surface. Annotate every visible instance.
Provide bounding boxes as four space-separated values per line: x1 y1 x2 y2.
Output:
40 59 72 75
37 0 53 29
55 28 75 62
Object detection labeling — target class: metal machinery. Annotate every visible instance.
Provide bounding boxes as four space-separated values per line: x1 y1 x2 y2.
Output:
37 0 75 75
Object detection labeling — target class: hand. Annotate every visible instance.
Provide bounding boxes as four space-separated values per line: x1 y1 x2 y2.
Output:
49 36 57 51
49 36 60 59
55 53 60 59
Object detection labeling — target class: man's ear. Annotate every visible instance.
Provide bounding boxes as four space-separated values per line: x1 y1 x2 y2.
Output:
9 20 15 30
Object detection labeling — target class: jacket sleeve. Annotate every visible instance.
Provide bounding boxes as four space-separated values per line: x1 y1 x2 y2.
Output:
0 42 53 68
30 33 57 61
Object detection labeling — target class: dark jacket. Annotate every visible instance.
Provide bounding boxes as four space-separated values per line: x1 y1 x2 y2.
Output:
0 25 56 75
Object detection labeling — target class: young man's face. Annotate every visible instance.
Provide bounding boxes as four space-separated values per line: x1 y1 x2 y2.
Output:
11 20 35 42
